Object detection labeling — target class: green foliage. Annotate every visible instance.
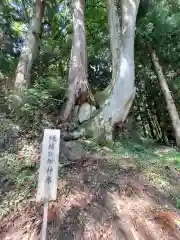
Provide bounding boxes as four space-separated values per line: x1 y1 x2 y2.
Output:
1 0 180 146
0 0 112 129
174 196 180 209
10 76 67 125
2 1 180 231
85 0 109 57
137 0 180 45
134 0 180 144
0 148 38 217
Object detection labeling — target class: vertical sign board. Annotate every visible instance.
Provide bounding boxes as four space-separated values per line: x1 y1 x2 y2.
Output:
36 129 60 201
36 129 60 240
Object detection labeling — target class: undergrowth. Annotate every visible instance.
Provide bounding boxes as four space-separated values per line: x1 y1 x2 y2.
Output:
0 151 38 218
114 138 180 208
1 130 180 221
82 137 180 209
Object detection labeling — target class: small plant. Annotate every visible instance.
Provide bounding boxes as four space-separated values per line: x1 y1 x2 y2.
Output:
174 197 180 209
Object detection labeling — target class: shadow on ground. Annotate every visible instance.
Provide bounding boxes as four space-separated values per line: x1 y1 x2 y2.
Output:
1 139 180 239
48 154 180 240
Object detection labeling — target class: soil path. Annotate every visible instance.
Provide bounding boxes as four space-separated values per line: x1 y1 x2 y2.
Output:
1 144 180 239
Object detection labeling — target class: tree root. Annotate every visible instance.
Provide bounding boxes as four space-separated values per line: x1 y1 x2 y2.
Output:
61 128 86 141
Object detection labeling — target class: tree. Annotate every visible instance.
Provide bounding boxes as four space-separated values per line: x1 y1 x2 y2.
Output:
62 0 94 121
134 0 180 145
90 0 139 141
69 0 140 144
14 0 45 91
150 48 180 147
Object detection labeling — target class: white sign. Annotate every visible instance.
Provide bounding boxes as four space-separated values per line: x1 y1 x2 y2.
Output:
36 129 60 201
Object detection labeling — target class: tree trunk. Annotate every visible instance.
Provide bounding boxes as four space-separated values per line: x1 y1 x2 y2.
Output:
14 0 45 90
94 0 122 107
147 114 156 139
102 0 139 131
151 49 180 147
79 0 140 144
63 0 94 121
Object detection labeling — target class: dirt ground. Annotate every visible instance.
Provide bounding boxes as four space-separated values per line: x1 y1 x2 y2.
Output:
1 141 180 240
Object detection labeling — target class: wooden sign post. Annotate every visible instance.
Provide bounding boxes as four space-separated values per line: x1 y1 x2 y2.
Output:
36 129 60 240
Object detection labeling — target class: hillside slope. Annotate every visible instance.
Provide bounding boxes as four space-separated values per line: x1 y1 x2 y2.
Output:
0 135 180 239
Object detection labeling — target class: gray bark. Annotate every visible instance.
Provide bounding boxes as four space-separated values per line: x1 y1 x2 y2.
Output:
92 0 140 142
151 49 180 147
103 0 140 125
63 0 94 121
14 0 44 90
74 0 140 144
65 0 140 144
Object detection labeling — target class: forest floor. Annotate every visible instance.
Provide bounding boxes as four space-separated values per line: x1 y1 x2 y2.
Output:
1 132 180 239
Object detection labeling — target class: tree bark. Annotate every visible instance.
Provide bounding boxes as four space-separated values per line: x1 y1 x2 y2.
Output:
63 0 94 121
14 0 45 90
151 49 180 147
102 0 139 131
77 0 140 144
94 0 122 107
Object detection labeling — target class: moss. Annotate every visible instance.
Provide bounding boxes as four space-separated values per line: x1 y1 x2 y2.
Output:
94 86 111 107
86 126 95 138
79 106 115 147
85 119 114 147
98 136 114 148
104 139 114 148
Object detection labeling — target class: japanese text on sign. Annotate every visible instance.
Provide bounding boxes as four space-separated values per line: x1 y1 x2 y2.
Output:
36 129 60 201
45 136 56 184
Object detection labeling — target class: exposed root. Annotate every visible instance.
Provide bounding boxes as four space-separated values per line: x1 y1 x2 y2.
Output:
61 128 86 141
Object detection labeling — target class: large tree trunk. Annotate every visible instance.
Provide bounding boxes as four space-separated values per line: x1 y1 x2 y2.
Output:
63 0 94 121
94 0 122 107
75 0 140 144
14 0 45 90
101 0 139 140
151 49 180 147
